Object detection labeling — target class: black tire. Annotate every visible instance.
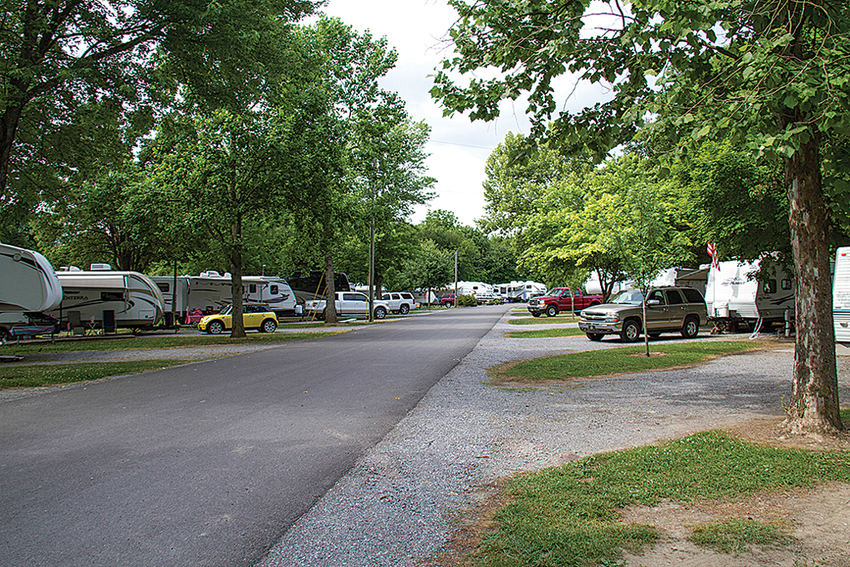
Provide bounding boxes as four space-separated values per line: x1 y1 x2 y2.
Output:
648 332 661 339
620 319 641 342
207 320 224 335
399 304 410 315
587 333 604 341
374 306 387 320
531 312 542 317
545 304 558 317
681 316 700 338
261 319 277 333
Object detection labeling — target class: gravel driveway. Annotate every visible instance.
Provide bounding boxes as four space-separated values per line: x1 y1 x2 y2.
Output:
258 308 850 567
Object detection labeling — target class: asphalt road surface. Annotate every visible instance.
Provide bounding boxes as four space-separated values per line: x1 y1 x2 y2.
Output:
0 306 506 567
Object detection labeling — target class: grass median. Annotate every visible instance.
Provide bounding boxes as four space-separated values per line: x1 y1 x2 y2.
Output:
0 360 190 389
505 327 585 338
491 339 772 382
507 314 580 325
0 330 345 355
467 427 850 567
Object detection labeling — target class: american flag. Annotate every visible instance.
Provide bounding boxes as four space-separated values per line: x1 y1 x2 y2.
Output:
707 242 719 269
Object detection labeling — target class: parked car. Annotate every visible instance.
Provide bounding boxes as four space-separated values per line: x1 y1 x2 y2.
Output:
305 291 389 320
527 287 603 317
578 286 707 342
197 303 278 334
381 292 416 314
440 293 456 307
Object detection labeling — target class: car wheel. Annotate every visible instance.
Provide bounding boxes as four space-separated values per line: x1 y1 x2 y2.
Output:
531 312 542 317
545 305 558 317
399 304 410 315
681 316 699 338
207 320 224 335
374 306 387 320
261 319 277 333
587 333 604 341
620 319 641 342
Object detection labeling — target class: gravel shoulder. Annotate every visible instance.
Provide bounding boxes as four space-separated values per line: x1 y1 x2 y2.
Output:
259 308 849 567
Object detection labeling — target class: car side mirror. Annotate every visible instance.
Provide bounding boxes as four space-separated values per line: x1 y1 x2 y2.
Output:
646 299 661 306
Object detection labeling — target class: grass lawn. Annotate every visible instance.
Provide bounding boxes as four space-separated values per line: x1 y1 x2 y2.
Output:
492 340 772 382
507 314 580 325
0 330 345 355
505 327 585 338
469 429 850 567
0 360 189 389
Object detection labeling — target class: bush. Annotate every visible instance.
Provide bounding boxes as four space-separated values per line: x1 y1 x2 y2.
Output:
457 294 477 306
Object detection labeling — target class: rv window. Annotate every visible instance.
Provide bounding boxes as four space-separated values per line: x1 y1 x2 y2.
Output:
101 292 124 302
249 284 257 293
781 279 792 290
270 285 278 294
157 283 170 293
764 280 777 294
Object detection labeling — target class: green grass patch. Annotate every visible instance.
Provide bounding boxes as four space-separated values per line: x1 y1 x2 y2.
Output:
0 360 188 389
494 340 769 382
505 327 585 338
472 431 850 567
0 330 345 355
688 518 791 553
508 314 580 325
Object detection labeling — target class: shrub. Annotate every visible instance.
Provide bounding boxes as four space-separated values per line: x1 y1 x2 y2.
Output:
457 294 477 306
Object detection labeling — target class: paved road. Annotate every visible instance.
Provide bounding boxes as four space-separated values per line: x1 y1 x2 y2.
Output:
0 306 508 567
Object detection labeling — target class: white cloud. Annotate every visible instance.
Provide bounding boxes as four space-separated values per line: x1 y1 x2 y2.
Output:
319 0 612 227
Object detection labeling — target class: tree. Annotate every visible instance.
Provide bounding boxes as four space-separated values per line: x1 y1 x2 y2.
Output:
434 0 849 434
0 0 319 209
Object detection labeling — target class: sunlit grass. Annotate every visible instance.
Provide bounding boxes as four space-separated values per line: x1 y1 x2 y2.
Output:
0 360 189 389
505 328 585 338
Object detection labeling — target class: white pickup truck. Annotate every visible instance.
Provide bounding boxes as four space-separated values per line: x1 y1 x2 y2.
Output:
305 291 390 320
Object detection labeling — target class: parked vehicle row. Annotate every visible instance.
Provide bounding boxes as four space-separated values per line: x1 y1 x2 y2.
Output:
527 287 603 317
305 291 389 320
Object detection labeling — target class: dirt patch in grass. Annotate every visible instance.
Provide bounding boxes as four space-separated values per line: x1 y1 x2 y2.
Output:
424 417 850 567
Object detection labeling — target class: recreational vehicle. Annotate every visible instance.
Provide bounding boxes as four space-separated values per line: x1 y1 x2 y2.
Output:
833 247 850 344
50 268 165 331
151 272 298 320
705 258 795 330
457 281 496 304
494 281 547 302
0 243 62 313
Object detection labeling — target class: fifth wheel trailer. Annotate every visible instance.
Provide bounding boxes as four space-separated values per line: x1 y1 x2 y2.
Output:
834 247 850 344
49 268 165 331
704 258 795 330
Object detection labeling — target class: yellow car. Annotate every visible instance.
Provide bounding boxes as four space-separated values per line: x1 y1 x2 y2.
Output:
197 303 278 334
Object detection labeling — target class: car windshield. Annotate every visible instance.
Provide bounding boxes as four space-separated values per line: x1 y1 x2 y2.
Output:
544 288 562 297
609 290 644 304
219 305 233 315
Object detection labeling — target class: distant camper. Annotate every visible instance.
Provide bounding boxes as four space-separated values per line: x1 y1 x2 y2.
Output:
705 258 795 331
151 271 298 320
51 266 165 331
834 247 850 344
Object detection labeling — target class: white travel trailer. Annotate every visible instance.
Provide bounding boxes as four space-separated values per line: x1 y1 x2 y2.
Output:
50 268 165 330
833 247 850 344
0 243 63 313
705 258 795 330
651 267 708 296
494 281 547 302
457 281 496 303
152 271 298 320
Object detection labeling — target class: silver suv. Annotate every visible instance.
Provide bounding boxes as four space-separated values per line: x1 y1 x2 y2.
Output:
578 286 707 342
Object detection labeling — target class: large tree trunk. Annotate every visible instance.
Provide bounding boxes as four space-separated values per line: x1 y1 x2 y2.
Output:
230 215 247 338
783 134 842 434
0 102 23 197
324 252 338 324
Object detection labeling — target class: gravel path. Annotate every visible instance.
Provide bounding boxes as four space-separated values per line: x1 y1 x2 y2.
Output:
258 308 850 567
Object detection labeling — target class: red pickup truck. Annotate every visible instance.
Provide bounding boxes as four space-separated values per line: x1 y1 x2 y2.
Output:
527 288 603 317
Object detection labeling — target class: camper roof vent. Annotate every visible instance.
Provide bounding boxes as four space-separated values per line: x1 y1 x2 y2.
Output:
200 271 223 278
90 263 112 271
59 266 82 272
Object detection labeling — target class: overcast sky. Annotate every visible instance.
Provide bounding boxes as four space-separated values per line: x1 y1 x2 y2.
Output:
318 0 531 227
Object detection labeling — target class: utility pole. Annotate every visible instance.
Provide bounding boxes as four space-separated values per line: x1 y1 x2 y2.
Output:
453 250 458 308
